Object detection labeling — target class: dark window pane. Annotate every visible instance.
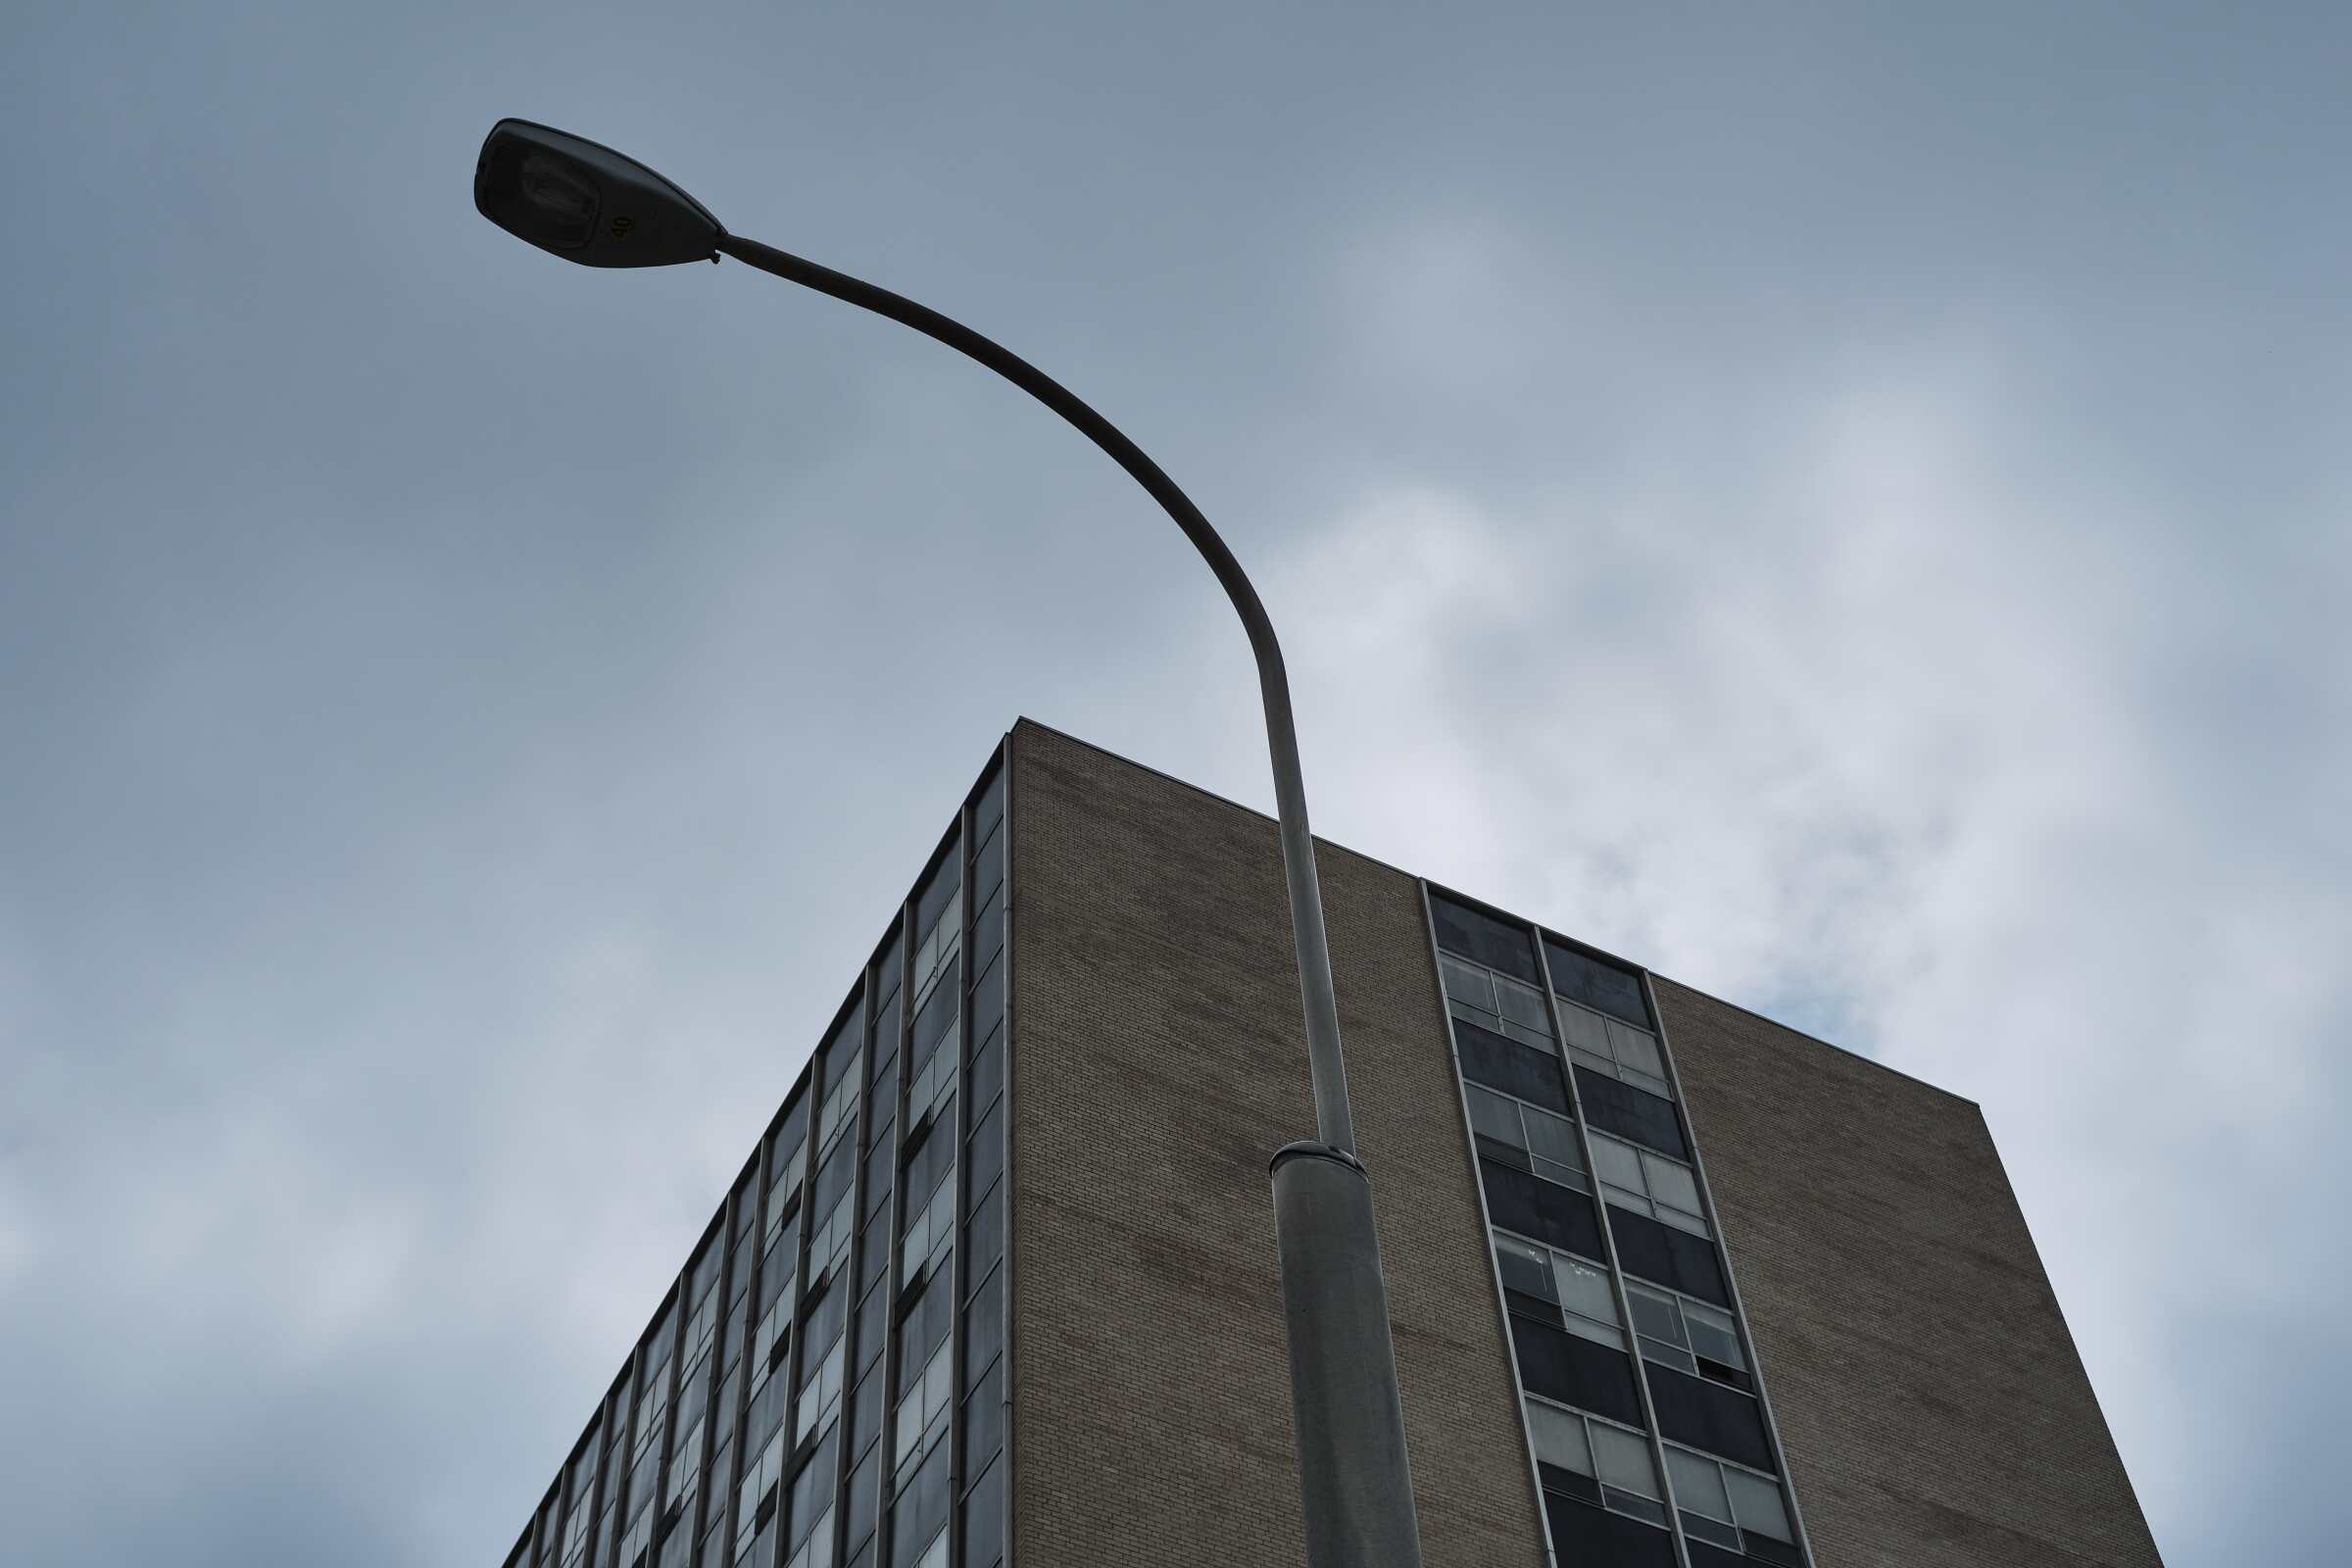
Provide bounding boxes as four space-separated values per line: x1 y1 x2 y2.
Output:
728 1235 756 1306
969 884 1004 973
972 765 1004 844
960 1454 1004 1568
1455 1020 1570 1112
1607 1206 1730 1306
915 846 961 939
1537 1462 1600 1506
1545 938 1651 1028
1685 1541 1748 1568
810 1276 852 1354
968 951 1004 1040
966 1098 1004 1198
1743 1532 1805 1566
1647 1363 1776 1473
822 1004 863 1093
965 1178 1004 1282
743 1366 787 1458
1431 894 1542 983
855 1277 886 1374
968 1019 1004 1109
911 964 959 1069
1544 1494 1677 1568
864 1121 897 1220
850 1364 883 1458
844 1447 878 1554
759 1232 795 1315
859 1209 891 1291
712 1369 739 1451
1574 1067 1688 1160
970 821 1004 907
1509 1317 1644 1427
813 1138 855 1216
1480 1159 1606 1260
675 1356 710 1436
962 1266 1004 1392
962 1355 1004 1469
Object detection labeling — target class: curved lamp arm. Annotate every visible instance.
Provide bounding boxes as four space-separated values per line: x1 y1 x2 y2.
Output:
714 233 1358 1155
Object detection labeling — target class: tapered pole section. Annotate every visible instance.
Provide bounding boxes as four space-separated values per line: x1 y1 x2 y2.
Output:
714 232 1421 1565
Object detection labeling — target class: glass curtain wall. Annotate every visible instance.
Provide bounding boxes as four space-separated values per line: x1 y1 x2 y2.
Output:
502 748 1011 1568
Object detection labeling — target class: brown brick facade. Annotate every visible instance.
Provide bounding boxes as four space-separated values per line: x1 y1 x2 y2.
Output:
1654 980 2161 1568
1005 719 2160 1568
1007 720 1544 1568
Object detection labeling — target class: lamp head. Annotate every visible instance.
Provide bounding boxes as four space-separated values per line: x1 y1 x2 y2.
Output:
474 119 721 267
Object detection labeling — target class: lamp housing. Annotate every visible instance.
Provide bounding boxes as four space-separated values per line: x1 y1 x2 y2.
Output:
474 119 721 268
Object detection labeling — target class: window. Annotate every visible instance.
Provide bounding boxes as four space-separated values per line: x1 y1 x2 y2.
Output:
1440 951 1555 1050
1494 1230 1620 1348
1454 1018 1571 1113
1432 893 1542 984
1544 936 1650 1028
736 1426 787 1562
1466 1085 1585 1188
1625 1282 1749 1390
1558 997 1673 1100
1526 1398 1669 1527
766 1097 809 1229
901 1124 956 1288
1575 1067 1690 1160
781 1425 838 1568
1607 1204 1730 1307
1588 1131 1708 1235
1665 1446 1798 1563
816 1004 864 1151
1511 1312 1644 1427
910 854 961 1009
893 1339 953 1485
1480 1156 1607 1262
1645 1357 1776 1473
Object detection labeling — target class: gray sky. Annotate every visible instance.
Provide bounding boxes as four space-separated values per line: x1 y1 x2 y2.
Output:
3 3 2346 1563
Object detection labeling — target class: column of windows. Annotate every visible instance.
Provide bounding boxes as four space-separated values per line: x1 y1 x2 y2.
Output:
501 745 1013 1568
1430 890 1807 1568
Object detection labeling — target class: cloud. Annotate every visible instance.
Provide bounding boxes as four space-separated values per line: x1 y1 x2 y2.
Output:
1179 310 2352 1560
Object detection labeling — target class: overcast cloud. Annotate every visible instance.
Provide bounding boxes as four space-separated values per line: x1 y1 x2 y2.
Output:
4 4 2347 1564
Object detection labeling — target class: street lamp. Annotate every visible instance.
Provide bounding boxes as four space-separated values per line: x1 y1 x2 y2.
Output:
474 119 1424 1568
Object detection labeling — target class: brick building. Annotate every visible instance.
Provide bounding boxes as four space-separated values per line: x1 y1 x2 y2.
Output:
496 720 2163 1568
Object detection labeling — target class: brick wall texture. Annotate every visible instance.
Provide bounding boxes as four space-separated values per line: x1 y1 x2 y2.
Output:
1005 719 2160 1568
1653 979 2162 1568
1007 721 1544 1568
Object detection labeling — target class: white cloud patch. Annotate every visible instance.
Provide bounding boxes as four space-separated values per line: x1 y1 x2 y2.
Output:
1158 321 2352 1556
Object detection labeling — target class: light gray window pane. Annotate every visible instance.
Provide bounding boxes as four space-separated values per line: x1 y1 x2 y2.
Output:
1664 1448 1732 1522
1624 1285 1686 1347
1440 956 1495 1011
1622 1068 1675 1100
1532 1157 1588 1192
1655 1204 1712 1238
1724 1469 1793 1542
1501 1019 1558 1052
1558 1004 1611 1055
1568 1046 1617 1077
1563 1315 1626 1351
1552 1254 1618 1325
1642 1339 1697 1374
1495 974 1553 1036
1465 1086 1522 1148
1642 1153 1703 1217
1589 1133 1645 1194
1526 1402 1591 1475
1591 1424 1658 1497
1607 1019 1665 1076
1684 1302 1743 1368
1523 1106 1583 1172
1494 1234 1556 1300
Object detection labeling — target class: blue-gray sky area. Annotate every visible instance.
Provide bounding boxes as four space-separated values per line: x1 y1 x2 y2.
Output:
3 3 2346 1563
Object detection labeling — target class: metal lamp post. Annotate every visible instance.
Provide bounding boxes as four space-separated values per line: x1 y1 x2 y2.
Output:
472 119 1423 1568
